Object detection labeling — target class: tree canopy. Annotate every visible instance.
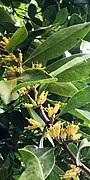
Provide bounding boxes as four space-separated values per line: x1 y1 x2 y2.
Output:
0 0 90 179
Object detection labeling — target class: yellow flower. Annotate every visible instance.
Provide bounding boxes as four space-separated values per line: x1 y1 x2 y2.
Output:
47 104 53 118
18 87 28 95
47 103 60 118
2 36 9 44
66 123 81 141
72 133 82 141
63 165 81 180
66 123 79 136
60 127 67 140
26 118 42 130
47 121 61 139
22 103 33 108
8 53 18 62
32 62 42 68
37 91 48 105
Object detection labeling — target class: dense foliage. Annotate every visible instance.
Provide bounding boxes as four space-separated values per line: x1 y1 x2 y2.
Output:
0 0 90 179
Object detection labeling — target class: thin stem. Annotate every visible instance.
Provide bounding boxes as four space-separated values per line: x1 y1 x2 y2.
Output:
39 104 50 124
62 141 90 176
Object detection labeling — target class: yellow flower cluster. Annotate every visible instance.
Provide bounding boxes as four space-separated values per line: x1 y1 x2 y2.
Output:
26 117 42 130
63 165 81 180
0 37 24 79
37 91 48 105
18 86 30 95
66 123 81 140
47 122 81 140
46 103 60 118
47 121 61 139
22 103 33 108
32 62 42 68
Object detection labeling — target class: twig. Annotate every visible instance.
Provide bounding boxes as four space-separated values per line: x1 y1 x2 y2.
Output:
62 141 90 176
39 104 50 124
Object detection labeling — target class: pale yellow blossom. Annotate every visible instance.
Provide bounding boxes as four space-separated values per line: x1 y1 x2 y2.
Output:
26 118 42 130
63 165 81 180
22 103 33 108
47 103 60 118
18 87 28 95
32 62 42 68
37 91 48 105
66 124 79 136
47 121 61 139
60 127 67 140
2 36 9 44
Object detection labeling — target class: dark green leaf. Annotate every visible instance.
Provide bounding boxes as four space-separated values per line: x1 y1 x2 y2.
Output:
43 5 57 26
0 7 14 25
70 109 90 126
39 148 55 178
46 53 85 73
46 82 78 97
5 26 28 53
19 149 44 180
24 23 90 65
28 4 36 18
54 8 68 25
60 86 90 115
46 165 65 180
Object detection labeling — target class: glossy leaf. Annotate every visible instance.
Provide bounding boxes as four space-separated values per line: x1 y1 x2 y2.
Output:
28 108 45 127
12 69 57 92
56 61 90 82
43 5 57 26
46 53 85 73
54 7 68 25
39 148 55 179
46 82 78 97
70 109 90 126
50 54 90 77
46 165 65 180
60 86 90 115
0 7 14 25
0 79 18 104
25 23 90 65
19 149 44 180
5 26 28 53
76 138 90 166
24 146 55 179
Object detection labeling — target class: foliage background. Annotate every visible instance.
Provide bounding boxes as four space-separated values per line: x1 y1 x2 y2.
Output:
0 0 90 179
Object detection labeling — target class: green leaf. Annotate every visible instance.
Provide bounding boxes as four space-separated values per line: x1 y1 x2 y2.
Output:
24 146 55 179
69 13 83 26
28 108 45 127
70 109 90 126
12 69 57 92
5 26 28 53
60 86 90 115
50 54 90 78
28 3 36 18
54 7 68 25
68 143 78 156
55 61 90 82
0 79 18 104
0 7 14 25
46 82 78 97
76 138 90 166
46 53 85 73
46 165 65 180
43 5 57 26
39 148 55 179
24 23 90 65
19 149 44 180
